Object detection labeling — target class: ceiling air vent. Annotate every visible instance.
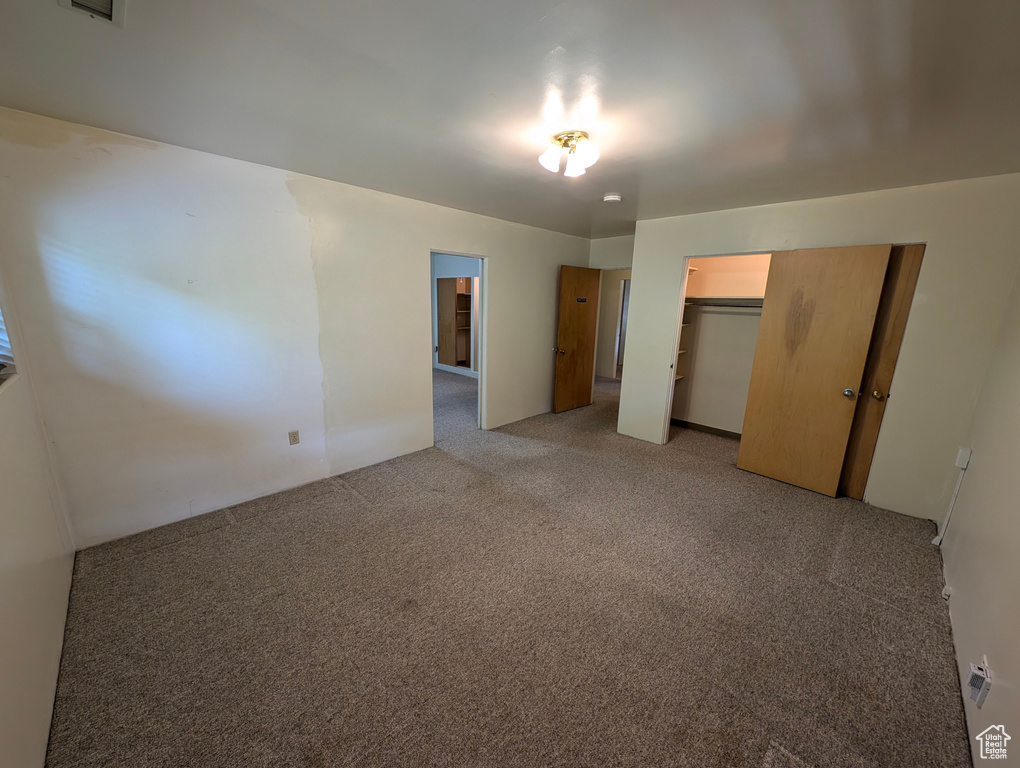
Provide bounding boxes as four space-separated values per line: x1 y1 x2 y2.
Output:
58 0 126 26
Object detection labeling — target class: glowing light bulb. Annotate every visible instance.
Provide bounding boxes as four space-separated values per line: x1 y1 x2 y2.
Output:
538 143 562 173
563 151 587 177
573 137 600 169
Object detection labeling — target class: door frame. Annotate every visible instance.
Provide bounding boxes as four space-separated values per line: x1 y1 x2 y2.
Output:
429 250 487 431
613 278 630 378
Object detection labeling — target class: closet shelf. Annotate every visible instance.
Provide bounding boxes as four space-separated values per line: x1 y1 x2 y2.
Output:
685 297 763 308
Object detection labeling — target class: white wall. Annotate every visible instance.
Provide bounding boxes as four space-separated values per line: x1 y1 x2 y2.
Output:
941 268 1020 743
0 278 74 766
594 269 631 378
0 108 588 547
672 306 761 434
685 253 771 298
431 253 481 378
620 173 1020 522
589 235 635 269
288 175 587 469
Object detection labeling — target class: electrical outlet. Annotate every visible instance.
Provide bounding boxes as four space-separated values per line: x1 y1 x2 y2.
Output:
956 447 972 469
288 430 300 446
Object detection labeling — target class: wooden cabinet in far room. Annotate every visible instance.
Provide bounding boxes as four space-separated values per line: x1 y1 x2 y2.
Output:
437 277 473 369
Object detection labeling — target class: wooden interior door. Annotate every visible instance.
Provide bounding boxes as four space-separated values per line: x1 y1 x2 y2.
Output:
553 265 601 413
737 245 892 495
436 278 457 366
839 244 925 498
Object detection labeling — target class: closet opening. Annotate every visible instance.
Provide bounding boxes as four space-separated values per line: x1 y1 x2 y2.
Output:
669 253 771 439
430 251 484 441
665 244 924 500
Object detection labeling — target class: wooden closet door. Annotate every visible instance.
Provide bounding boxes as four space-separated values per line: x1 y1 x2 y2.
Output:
553 265 601 413
838 244 926 498
436 278 457 366
737 245 891 496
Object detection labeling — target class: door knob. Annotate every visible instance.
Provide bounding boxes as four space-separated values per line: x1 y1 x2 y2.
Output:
872 390 885 401
843 388 856 399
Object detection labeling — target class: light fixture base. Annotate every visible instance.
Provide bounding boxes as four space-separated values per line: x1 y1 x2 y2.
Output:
539 130 599 176
553 130 590 145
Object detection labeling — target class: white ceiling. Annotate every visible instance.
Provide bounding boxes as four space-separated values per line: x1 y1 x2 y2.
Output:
2 0 1019 238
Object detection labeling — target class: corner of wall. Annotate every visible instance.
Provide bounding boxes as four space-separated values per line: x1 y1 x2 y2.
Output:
0 261 76 554
589 235 636 270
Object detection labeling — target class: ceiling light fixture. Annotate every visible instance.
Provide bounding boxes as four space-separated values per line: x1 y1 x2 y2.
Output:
538 131 599 177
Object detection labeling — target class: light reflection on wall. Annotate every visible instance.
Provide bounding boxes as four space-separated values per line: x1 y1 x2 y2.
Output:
35 232 291 414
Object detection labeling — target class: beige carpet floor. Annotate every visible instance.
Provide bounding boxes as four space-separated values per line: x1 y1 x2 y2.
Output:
47 370 970 767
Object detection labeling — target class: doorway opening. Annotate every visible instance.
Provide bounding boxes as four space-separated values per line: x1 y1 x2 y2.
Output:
553 265 631 416
430 252 484 442
594 269 632 382
562 266 630 425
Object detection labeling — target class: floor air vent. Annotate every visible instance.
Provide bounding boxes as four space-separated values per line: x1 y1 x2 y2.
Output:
58 0 125 26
